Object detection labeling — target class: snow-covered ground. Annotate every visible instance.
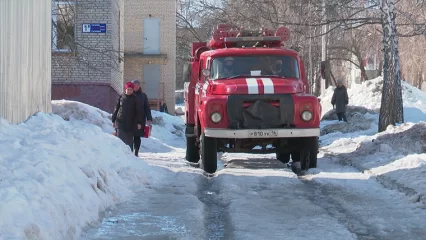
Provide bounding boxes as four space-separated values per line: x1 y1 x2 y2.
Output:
0 100 185 240
318 77 426 206
2 76 426 239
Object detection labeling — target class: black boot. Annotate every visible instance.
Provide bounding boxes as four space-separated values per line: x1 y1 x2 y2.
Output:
135 148 139 157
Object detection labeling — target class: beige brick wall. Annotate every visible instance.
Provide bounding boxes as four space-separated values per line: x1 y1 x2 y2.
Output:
124 0 176 113
52 0 124 94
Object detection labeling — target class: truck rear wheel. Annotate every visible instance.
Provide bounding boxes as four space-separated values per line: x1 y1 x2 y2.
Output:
276 150 290 164
185 136 200 163
200 133 217 174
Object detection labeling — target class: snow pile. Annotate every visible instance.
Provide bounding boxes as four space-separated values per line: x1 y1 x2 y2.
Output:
319 77 426 136
320 112 377 136
53 100 186 152
52 100 113 133
321 122 426 204
318 77 426 204
321 106 377 121
0 100 187 240
320 77 426 123
320 78 383 116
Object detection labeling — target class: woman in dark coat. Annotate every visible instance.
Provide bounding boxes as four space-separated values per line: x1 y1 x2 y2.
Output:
112 82 144 151
331 79 349 122
131 79 152 156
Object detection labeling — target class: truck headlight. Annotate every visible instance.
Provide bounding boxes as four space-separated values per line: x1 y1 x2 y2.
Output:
301 111 313 121
211 112 222 123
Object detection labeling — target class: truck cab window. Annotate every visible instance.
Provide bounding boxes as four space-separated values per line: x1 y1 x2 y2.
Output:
210 55 300 80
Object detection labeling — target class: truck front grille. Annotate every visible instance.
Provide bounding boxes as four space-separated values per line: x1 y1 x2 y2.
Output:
226 94 294 129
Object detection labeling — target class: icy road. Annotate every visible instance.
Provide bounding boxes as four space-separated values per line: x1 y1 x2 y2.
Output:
82 149 426 240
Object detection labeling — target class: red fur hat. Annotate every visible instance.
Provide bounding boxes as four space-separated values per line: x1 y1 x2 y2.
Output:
124 82 134 89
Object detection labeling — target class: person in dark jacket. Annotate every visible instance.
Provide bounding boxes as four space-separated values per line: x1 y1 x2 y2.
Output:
131 79 153 156
112 82 144 151
331 79 349 122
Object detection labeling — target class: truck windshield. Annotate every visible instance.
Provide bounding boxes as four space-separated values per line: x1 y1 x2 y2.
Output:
209 55 300 80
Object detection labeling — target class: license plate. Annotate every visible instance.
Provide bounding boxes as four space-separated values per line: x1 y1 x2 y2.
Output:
248 130 278 138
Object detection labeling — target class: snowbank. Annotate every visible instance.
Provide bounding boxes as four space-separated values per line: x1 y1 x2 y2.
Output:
320 77 426 123
0 100 185 240
52 100 113 133
53 100 186 152
318 78 426 206
321 122 426 205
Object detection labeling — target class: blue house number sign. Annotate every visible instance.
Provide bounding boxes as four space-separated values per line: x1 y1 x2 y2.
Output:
82 24 107 33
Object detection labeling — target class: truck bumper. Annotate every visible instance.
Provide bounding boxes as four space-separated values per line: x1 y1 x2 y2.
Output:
204 128 320 139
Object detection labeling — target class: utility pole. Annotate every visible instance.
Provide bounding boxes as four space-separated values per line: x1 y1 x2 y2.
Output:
320 0 328 95
309 27 313 94
308 0 313 94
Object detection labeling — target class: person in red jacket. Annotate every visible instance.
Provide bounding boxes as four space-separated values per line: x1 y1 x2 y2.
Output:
111 82 143 151
131 79 152 156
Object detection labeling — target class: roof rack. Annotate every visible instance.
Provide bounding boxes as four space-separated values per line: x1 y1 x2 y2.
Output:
207 24 290 49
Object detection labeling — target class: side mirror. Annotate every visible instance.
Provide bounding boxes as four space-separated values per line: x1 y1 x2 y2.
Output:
202 69 210 77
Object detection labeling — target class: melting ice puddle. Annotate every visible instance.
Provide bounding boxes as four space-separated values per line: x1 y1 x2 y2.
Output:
85 212 188 239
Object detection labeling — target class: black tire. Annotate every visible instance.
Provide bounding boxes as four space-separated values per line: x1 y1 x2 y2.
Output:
300 137 318 170
309 137 318 168
276 150 291 164
185 136 199 163
200 133 217 174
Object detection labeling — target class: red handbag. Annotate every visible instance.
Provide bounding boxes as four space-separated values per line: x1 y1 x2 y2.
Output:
144 125 152 138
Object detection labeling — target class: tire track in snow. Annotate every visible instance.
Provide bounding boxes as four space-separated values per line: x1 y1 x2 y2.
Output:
297 177 381 240
194 175 235 240
322 149 426 207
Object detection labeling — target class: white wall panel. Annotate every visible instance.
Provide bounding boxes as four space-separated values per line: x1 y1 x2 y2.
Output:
0 0 52 124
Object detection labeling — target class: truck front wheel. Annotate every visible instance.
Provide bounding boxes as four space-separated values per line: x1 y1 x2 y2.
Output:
291 137 318 172
307 137 318 169
299 137 318 170
200 133 217 174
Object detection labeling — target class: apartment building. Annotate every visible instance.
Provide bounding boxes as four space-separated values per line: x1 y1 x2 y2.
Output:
51 0 124 112
124 0 176 113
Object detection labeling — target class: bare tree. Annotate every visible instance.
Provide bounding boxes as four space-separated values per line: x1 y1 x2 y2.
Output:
176 0 426 131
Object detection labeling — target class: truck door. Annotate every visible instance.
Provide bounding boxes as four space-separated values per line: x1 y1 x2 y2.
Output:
194 59 204 123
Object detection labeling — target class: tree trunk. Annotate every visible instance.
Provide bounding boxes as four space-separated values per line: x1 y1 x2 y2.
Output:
417 71 423 89
378 0 404 132
314 66 321 97
360 64 368 82
354 45 368 82
378 56 383 76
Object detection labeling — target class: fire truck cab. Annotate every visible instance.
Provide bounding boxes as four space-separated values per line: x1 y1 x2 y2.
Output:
183 24 321 174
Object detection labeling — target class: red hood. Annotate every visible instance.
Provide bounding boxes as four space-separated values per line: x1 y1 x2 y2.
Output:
210 77 305 95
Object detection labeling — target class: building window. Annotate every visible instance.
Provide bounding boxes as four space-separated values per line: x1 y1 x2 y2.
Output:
52 1 75 52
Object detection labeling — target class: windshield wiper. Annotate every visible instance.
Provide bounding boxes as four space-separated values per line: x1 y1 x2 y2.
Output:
260 75 286 79
224 74 287 80
226 75 251 79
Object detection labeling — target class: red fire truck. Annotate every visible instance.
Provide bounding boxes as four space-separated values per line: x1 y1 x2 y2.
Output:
183 24 321 174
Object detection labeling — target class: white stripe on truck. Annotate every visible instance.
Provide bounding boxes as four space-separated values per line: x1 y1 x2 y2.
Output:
261 78 274 94
245 78 259 94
